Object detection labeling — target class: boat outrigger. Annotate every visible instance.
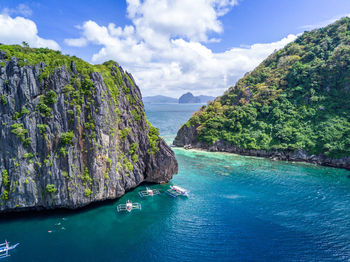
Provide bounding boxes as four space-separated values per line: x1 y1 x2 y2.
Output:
117 200 141 212
0 240 19 259
166 185 189 197
138 187 160 198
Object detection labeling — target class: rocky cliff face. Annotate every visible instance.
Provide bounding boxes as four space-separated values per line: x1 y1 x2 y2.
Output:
0 46 177 212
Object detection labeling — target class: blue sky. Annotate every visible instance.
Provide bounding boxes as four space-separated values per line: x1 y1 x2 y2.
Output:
0 0 349 97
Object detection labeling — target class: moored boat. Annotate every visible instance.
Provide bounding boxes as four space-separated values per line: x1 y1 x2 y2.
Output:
138 187 161 198
0 240 19 259
166 185 189 197
117 200 141 212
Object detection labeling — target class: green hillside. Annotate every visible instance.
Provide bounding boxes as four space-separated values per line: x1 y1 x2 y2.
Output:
179 17 350 158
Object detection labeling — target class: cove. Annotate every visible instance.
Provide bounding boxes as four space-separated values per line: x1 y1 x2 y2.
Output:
0 103 349 261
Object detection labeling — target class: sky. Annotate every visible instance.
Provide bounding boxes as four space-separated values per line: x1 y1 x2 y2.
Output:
0 0 349 98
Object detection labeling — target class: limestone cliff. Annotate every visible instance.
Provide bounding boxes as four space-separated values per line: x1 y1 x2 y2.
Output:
0 45 177 212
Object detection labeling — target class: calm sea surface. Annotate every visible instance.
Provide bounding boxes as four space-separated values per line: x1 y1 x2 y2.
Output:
1 103 350 261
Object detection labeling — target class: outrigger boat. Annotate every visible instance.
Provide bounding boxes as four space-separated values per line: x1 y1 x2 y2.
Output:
166 185 189 197
138 187 160 198
117 200 141 212
0 240 19 259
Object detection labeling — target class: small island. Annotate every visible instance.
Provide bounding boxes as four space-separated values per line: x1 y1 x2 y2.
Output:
143 92 214 104
174 17 350 170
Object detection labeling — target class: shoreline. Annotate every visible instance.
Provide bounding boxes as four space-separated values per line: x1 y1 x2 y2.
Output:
174 140 350 171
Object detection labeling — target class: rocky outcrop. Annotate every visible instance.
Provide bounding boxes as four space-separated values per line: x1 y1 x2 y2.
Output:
174 130 350 170
178 92 200 103
173 124 198 146
0 50 177 212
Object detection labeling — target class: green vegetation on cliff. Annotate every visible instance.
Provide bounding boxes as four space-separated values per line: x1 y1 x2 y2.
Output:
0 43 160 158
0 43 174 209
183 17 350 158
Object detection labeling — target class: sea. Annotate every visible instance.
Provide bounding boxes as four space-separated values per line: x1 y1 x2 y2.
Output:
1 103 350 261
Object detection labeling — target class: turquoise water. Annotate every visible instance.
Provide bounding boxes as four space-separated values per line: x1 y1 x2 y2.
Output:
1 103 350 261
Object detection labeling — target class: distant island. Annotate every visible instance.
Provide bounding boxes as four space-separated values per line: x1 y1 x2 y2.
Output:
178 92 214 104
143 92 214 104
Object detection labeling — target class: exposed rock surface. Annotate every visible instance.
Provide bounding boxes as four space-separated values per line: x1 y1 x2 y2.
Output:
0 49 177 212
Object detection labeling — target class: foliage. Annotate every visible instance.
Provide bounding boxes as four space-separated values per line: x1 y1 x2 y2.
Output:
184 17 350 158
59 147 68 156
125 74 135 87
80 168 92 186
124 159 134 172
147 120 160 154
37 124 48 135
131 109 141 121
12 107 30 121
46 184 57 194
60 131 74 145
129 142 139 162
44 90 58 105
20 107 30 115
62 84 75 96
119 128 130 141
84 188 93 197
23 153 34 159
37 90 57 117
10 123 29 142
0 94 6 105
2 169 9 187
2 190 9 201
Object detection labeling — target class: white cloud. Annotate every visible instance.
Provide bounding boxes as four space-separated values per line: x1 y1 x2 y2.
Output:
65 0 296 97
126 0 231 42
2 4 33 17
0 14 60 50
64 37 87 47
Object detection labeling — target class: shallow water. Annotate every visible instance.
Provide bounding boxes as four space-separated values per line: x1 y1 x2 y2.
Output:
1 103 350 261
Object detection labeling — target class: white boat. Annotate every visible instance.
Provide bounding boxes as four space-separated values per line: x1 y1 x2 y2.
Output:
0 240 19 259
166 185 189 197
117 200 141 212
138 187 160 198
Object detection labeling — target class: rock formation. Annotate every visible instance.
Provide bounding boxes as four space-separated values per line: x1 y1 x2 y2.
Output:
0 45 177 212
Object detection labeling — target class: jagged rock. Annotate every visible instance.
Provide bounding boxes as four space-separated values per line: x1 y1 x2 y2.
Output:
173 124 197 146
0 50 177 212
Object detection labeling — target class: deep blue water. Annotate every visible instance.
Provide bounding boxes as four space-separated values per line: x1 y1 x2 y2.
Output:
1 103 350 261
